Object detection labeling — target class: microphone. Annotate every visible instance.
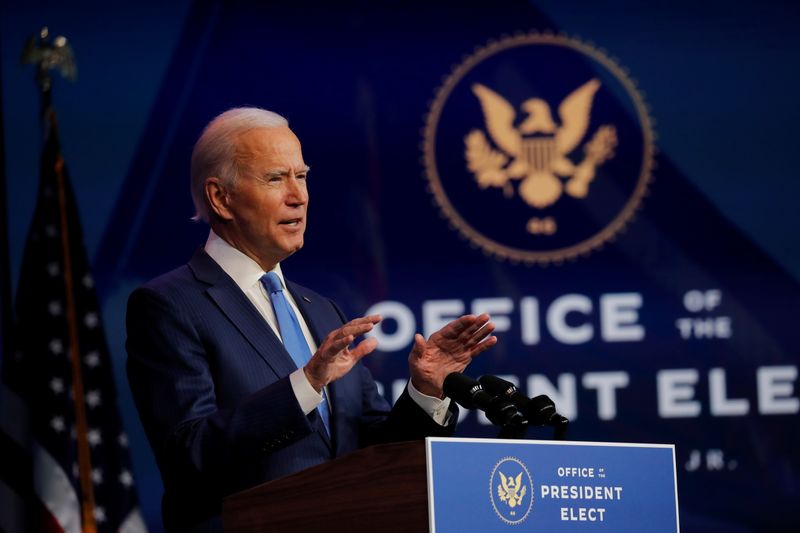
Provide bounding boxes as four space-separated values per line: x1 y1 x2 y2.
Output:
443 373 525 427
479 375 569 429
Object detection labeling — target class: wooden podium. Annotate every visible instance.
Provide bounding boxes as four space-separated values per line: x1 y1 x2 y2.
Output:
223 441 428 532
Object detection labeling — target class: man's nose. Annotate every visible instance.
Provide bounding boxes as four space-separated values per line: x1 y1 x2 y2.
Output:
285 177 307 205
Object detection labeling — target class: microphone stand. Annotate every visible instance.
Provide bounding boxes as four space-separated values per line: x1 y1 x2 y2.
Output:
496 421 529 440
495 418 569 440
553 419 568 441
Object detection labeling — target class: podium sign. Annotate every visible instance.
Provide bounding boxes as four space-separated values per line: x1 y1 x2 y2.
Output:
426 438 679 532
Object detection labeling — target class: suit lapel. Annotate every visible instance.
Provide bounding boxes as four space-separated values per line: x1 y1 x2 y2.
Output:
287 283 330 347
189 249 297 378
192 251 335 451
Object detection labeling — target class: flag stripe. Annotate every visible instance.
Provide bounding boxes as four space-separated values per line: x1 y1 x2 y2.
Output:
120 509 147 533
0 384 31 446
34 441 81 533
0 478 28 533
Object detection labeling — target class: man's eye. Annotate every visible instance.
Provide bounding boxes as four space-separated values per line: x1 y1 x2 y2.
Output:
297 173 308 180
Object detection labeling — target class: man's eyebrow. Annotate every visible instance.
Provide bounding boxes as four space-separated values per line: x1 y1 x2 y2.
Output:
264 165 311 178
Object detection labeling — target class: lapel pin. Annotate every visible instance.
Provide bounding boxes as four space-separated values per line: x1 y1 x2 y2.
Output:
303 296 312 303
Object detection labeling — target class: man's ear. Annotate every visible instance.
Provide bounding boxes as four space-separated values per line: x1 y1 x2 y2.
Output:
205 177 234 221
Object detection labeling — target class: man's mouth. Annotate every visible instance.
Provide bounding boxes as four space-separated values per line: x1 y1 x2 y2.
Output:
279 218 303 227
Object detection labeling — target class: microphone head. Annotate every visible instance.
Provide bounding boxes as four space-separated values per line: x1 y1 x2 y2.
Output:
445 373 527 428
530 394 555 410
527 394 556 425
443 372 484 409
478 374 518 397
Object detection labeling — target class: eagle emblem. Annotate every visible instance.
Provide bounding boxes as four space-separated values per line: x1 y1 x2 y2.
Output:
497 471 527 508
465 79 618 209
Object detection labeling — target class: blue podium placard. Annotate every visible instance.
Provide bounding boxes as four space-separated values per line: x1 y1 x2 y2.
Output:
426 438 679 532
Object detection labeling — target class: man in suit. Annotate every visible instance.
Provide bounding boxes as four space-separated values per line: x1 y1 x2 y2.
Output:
126 107 496 531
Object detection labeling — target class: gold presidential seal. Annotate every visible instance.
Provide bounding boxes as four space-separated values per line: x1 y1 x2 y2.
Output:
422 32 655 264
490 456 534 525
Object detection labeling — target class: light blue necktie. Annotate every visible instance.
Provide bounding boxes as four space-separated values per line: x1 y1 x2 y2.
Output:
260 272 330 436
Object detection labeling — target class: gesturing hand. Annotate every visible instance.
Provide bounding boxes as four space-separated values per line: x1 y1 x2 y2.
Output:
304 315 382 393
408 314 497 398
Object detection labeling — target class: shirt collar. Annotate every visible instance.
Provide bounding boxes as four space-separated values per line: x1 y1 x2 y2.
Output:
204 229 286 292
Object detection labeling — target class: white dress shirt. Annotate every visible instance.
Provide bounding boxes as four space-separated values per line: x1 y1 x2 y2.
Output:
204 230 452 425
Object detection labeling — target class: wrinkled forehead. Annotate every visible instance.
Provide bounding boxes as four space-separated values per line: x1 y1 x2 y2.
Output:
234 126 306 172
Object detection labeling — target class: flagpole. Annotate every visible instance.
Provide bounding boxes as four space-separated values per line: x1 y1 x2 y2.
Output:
53 116 98 533
23 28 97 533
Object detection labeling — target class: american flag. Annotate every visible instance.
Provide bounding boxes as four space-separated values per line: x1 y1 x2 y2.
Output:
0 113 146 532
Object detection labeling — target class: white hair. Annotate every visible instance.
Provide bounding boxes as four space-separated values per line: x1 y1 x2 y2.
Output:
190 107 289 222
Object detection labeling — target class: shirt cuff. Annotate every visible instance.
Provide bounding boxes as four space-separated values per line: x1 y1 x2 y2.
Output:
407 380 453 426
290 368 323 415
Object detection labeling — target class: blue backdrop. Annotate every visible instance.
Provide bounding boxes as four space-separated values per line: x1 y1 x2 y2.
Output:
2 1 799 531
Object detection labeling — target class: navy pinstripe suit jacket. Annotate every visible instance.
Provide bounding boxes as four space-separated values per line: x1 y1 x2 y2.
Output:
126 249 455 531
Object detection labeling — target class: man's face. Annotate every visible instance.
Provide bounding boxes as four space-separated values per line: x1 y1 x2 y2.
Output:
219 126 309 269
